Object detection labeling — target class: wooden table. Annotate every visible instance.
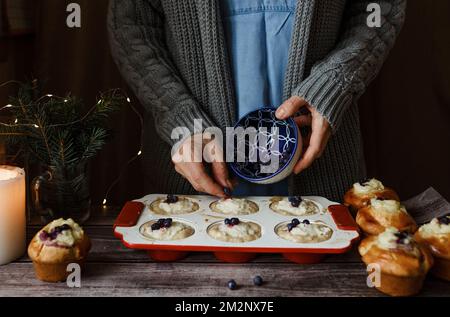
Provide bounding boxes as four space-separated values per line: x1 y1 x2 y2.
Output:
1 207 449 297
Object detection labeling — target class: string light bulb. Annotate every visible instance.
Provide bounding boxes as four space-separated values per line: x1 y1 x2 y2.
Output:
102 198 107 205
126 97 131 103
5 104 13 108
137 150 142 156
46 94 53 98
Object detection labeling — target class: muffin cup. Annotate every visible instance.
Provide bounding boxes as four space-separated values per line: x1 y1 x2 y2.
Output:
282 253 326 264
214 251 257 263
373 272 426 297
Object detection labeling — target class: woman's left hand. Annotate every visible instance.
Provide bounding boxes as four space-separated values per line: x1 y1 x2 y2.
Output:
275 96 331 174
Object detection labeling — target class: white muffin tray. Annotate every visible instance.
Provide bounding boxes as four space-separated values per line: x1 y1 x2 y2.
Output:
114 194 360 263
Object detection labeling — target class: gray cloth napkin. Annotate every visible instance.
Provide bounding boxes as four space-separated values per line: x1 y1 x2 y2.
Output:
402 187 450 225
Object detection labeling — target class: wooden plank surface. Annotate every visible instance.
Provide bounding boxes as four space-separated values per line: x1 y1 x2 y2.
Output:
1 208 449 297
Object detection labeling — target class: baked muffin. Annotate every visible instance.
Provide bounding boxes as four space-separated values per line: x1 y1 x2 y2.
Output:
344 178 399 215
359 227 434 296
149 194 199 215
414 215 450 281
356 198 417 236
276 218 333 243
209 198 259 215
28 218 91 282
140 218 194 241
270 196 319 216
207 218 261 243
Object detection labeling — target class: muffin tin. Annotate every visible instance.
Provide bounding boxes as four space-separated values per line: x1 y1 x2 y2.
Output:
114 194 360 264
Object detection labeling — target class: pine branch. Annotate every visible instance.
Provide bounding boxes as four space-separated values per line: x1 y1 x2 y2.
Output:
1 81 124 169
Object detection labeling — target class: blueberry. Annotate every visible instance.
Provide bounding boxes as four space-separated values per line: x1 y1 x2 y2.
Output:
39 231 50 241
163 218 173 228
231 218 240 226
291 218 300 226
438 215 450 225
302 219 310 225
223 187 232 197
151 223 161 231
280 152 290 164
224 218 231 225
62 224 71 231
157 218 165 225
165 194 178 204
253 275 263 286
288 196 302 208
227 279 237 290
287 223 295 231
358 178 371 186
394 231 408 240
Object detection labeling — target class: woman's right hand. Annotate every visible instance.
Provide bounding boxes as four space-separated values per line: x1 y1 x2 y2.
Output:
172 134 235 198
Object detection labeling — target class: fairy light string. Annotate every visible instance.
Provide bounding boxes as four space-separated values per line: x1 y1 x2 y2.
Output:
0 81 144 207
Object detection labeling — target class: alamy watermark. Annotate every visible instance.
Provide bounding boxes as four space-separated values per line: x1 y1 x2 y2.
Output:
171 119 281 174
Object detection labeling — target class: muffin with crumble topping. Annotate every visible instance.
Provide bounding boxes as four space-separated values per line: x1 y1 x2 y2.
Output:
414 215 450 281
344 178 399 215
359 227 433 296
28 218 91 282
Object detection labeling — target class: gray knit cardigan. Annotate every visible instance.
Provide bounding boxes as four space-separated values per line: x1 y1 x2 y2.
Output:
107 0 406 202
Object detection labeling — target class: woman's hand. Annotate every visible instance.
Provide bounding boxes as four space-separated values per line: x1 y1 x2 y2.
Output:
172 134 235 198
275 96 331 174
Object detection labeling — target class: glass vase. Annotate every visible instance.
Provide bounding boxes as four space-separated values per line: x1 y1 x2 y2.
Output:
31 163 91 224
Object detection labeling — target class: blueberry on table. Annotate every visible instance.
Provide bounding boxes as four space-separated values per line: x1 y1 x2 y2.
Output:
302 219 310 225
291 218 300 226
227 279 237 290
230 218 240 226
165 194 178 204
224 218 231 225
253 275 263 286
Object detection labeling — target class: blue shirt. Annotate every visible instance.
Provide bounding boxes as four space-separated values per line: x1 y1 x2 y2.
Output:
221 0 296 196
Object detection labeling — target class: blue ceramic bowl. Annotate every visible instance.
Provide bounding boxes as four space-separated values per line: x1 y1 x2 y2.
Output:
229 108 302 184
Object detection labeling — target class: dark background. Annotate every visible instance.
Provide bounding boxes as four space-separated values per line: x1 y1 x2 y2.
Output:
1 0 449 206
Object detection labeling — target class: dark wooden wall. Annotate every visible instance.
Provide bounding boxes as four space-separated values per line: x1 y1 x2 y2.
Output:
0 0 449 206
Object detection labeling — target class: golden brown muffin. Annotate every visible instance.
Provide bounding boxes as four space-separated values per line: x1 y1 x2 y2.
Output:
414 215 450 281
359 227 434 296
344 178 399 215
356 198 417 236
28 218 91 282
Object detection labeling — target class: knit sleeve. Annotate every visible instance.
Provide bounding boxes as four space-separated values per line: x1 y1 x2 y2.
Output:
292 0 407 131
107 0 216 146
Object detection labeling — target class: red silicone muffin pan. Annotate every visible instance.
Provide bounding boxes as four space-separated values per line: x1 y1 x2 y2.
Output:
113 194 360 264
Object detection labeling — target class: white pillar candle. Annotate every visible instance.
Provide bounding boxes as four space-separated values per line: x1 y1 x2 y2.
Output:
0 166 25 265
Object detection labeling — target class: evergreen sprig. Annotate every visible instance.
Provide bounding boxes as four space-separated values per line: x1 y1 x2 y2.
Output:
0 82 125 169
